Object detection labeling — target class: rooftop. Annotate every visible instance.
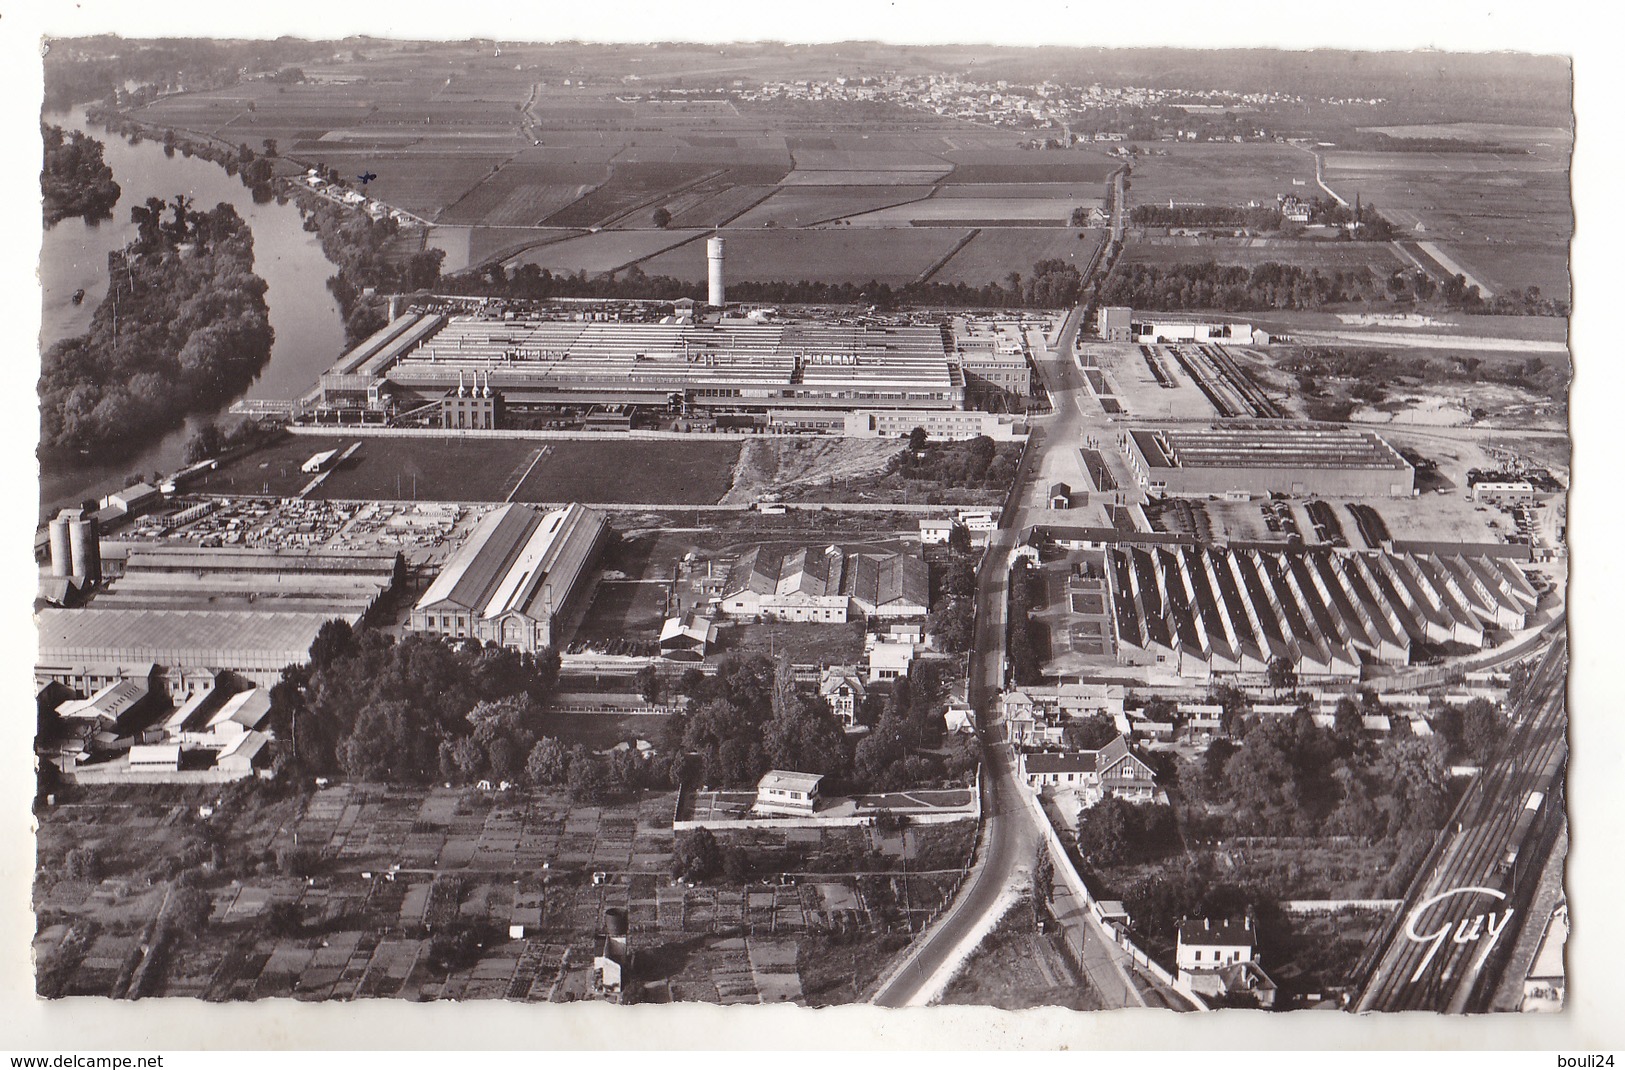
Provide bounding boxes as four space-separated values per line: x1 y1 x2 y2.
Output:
1129 423 1410 473
1179 917 1257 948
758 770 824 794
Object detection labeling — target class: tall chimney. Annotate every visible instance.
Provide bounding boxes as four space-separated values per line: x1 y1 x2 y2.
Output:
707 235 726 308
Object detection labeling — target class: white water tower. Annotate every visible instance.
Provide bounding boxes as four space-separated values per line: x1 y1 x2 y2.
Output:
706 235 726 307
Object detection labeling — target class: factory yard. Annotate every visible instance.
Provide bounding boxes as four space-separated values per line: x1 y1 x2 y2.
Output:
186 436 744 507
34 782 971 1004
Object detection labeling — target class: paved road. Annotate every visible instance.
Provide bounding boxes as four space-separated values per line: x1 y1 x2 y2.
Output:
873 306 1189 1009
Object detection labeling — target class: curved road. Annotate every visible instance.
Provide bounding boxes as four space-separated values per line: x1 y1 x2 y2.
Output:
873 306 1185 1008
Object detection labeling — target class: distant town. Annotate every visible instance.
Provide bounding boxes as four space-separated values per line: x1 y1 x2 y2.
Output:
34 35 1569 1016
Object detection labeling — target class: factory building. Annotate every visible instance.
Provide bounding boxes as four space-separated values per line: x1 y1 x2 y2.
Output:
1104 546 1537 681
441 370 504 430
35 608 345 699
950 317 1032 408
88 544 402 620
409 503 608 653
1099 305 1134 342
720 546 930 623
1122 423 1414 498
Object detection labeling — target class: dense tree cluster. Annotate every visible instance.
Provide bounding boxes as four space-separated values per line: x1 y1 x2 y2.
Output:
663 653 976 794
1129 204 1282 230
1184 704 1455 840
182 417 284 464
1101 260 1387 311
1280 346 1567 406
927 541 979 656
266 621 561 783
293 194 445 344
1006 560 1046 685
1076 797 1180 866
39 198 273 456
42 124 121 225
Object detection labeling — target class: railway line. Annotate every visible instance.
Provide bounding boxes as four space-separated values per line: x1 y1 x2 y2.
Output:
1352 634 1568 1012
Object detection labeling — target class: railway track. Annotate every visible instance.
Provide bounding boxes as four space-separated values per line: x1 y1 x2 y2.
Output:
1352 635 1568 1012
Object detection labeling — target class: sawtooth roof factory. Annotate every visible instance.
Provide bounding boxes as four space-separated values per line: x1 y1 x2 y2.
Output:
1122 423 1415 498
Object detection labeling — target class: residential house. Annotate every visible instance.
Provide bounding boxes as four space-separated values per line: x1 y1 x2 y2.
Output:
1017 735 1157 804
819 667 867 727
868 641 915 683
919 519 958 545
1176 916 1277 1008
753 770 824 816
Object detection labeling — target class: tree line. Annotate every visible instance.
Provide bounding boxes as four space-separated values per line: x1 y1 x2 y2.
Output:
42 123 121 225
39 197 273 456
293 192 446 344
438 257 1087 311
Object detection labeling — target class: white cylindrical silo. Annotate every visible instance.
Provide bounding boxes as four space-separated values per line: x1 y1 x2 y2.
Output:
68 516 101 585
48 514 73 578
707 236 726 307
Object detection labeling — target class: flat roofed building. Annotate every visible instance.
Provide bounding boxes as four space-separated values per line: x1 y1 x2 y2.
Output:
1123 423 1414 498
36 609 346 694
410 503 608 653
366 316 964 414
96 545 401 619
753 770 823 815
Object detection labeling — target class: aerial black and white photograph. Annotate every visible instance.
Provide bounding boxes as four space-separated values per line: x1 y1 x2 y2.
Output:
7 0 1615 1053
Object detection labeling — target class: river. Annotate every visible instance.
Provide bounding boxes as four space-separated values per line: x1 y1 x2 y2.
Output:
38 107 347 515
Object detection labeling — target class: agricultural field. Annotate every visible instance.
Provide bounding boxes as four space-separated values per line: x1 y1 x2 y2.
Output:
1121 238 1409 274
637 228 974 286
541 163 724 228
506 228 706 274
939 152 1117 184
1125 142 1320 207
729 186 936 229
425 226 588 274
438 161 610 227
1323 138 1572 302
930 228 1105 286
778 169 949 187
851 196 1091 227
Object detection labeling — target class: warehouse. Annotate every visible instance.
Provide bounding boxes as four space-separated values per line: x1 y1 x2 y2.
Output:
1104 545 1537 681
36 608 344 697
319 315 966 418
409 503 608 653
1121 423 1414 498
90 544 402 620
720 546 929 623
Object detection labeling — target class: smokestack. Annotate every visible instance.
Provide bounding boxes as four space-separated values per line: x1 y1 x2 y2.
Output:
387 294 403 320
67 512 101 585
457 370 466 397
707 235 726 308
48 513 72 578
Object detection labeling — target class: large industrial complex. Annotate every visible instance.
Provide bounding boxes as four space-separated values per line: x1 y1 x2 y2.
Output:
1103 545 1537 680
1121 423 1415 498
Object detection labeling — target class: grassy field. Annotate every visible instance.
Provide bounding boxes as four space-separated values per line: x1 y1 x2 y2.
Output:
852 196 1087 226
1125 142 1319 206
729 186 936 228
931 228 1105 285
638 228 974 285
1122 239 1408 274
511 439 742 505
938 896 1102 1010
188 436 741 505
1324 145 1571 302
506 228 707 273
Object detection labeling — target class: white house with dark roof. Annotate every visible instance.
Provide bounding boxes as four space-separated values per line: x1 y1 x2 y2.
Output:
1177 915 1277 1008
